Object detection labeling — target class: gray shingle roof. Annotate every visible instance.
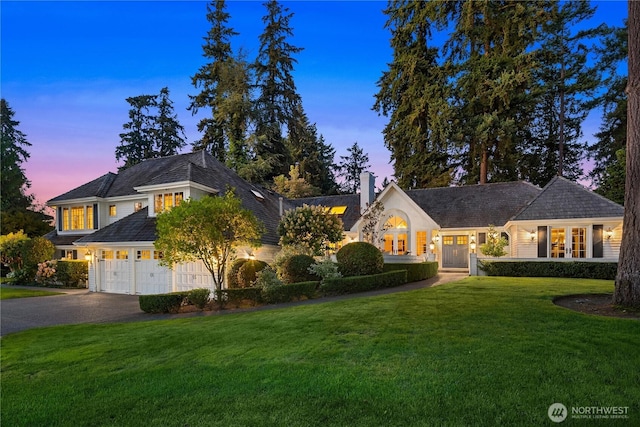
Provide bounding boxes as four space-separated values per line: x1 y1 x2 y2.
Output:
512 176 624 221
43 230 86 246
47 172 116 203
76 207 157 243
405 181 543 228
293 194 361 230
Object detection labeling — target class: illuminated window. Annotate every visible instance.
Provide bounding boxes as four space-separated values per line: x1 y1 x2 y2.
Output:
109 205 117 217
456 236 468 245
325 206 347 215
71 207 84 230
116 250 129 260
101 250 114 260
155 195 163 213
416 231 427 256
174 192 183 206
87 206 94 229
134 202 143 212
385 216 407 229
443 236 454 245
154 251 163 260
155 192 183 213
137 250 151 260
62 208 71 230
163 193 173 211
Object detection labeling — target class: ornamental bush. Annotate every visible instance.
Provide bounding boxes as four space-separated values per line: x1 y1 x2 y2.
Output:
279 254 319 284
237 260 268 288
336 242 384 277
187 288 211 309
308 258 342 283
55 261 88 288
277 204 344 256
320 270 407 296
227 258 248 289
383 262 438 283
21 237 56 282
139 293 187 313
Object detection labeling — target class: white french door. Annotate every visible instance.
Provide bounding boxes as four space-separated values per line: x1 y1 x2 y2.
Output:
550 227 587 258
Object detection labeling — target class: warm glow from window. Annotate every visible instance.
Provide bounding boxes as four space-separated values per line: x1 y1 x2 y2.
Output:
137 250 151 260
174 192 183 206
87 206 94 229
417 231 427 255
154 251 163 260
61 205 95 231
101 250 114 260
62 208 70 230
109 205 117 217
326 206 347 215
155 192 183 213
116 250 128 260
71 207 84 230
385 216 407 229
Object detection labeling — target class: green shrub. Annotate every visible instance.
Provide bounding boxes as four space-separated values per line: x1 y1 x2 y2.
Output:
139 293 187 313
187 288 211 309
478 261 617 280
227 258 248 289
308 258 342 282
21 237 56 282
320 270 407 296
279 254 319 284
262 281 319 304
254 267 283 289
55 261 88 287
336 242 384 277
237 260 268 288
383 262 438 283
216 287 263 308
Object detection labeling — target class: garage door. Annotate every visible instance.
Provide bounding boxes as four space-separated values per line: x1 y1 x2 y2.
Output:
134 250 171 295
175 261 214 292
98 249 130 294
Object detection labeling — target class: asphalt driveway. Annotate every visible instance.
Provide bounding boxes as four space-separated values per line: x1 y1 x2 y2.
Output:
1 273 467 337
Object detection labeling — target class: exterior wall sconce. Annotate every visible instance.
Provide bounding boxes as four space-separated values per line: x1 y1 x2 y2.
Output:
470 236 476 253
606 227 613 240
434 233 440 243
530 230 536 241
84 250 93 262
429 240 436 253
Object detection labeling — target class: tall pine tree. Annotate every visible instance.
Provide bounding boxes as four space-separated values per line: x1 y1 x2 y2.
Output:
337 142 370 194
374 0 454 189
251 0 303 183
189 0 241 161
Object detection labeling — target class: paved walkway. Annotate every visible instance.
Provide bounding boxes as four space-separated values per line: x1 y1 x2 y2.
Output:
1 273 467 337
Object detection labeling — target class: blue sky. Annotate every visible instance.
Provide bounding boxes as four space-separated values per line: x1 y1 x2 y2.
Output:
1 1 628 206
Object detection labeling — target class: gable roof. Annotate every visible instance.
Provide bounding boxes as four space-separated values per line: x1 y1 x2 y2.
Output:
48 172 117 203
511 176 624 221
405 181 542 228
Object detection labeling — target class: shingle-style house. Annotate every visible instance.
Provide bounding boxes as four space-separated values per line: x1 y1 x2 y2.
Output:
46 151 624 294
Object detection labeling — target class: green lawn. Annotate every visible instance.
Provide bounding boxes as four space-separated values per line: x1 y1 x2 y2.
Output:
0 286 63 300
1 277 638 426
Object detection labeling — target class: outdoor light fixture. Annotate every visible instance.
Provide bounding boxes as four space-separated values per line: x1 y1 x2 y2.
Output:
84 251 93 262
606 227 613 241
470 236 476 253
530 230 536 241
434 233 440 243
429 240 436 253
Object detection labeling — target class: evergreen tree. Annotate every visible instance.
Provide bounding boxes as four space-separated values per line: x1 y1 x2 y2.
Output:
518 1 604 186
251 0 303 182
116 89 185 169
1 99 53 236
337 142 370 194
222 54 253 173
1 99 33 211
189 0 239 161
155 87 186 157
590 24 627 189
374 0 454 189
286 105 338 194
116 94 157 169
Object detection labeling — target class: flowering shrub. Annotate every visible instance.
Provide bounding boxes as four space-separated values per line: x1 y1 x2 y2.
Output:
308 258 342 283
277 205 344 256
35 260 58 286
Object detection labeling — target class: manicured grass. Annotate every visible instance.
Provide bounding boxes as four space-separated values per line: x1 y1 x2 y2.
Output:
1 277 638 426
0 286 63 300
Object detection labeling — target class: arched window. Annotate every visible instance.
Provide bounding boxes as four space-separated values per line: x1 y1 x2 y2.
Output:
385 216 407 229
383 215 409 254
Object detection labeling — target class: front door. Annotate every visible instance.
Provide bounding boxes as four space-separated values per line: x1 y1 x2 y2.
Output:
550 227 587 258
442 235 469 268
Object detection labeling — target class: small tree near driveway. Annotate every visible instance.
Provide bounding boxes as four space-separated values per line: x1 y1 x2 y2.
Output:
277 204 344 256
154 191 264 297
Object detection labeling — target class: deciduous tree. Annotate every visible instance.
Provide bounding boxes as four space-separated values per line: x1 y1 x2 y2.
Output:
155 191 264 295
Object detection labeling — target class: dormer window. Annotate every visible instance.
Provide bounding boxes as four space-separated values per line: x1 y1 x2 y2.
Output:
155 192 184 214
59 205 98 231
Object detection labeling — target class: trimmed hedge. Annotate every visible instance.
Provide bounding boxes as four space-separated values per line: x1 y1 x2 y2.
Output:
216 287 263 307
478 261 617 280
383 262 438 283
237 260 268 288
227 259 248 289
262 281 320 304
320 270 407 296
56 260 88 288
279 254 319 284
139 292 187 313
336 242 384 277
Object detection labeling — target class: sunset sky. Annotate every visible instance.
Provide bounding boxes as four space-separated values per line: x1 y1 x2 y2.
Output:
2 1 628 207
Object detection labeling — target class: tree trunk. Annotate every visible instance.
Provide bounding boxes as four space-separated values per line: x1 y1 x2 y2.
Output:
613 0 640 308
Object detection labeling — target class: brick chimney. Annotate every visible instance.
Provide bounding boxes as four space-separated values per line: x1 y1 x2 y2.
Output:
360 172 375 214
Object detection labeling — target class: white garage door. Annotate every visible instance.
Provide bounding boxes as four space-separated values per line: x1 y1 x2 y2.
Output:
98 249 130 294
174 261 214 292
134 250 171 295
